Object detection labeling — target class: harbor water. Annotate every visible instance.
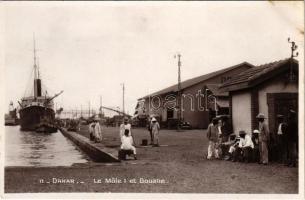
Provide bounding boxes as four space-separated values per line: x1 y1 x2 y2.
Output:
5 126 88 167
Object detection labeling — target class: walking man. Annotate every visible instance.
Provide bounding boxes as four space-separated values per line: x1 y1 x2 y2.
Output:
256 113 270 165
206 118 219 160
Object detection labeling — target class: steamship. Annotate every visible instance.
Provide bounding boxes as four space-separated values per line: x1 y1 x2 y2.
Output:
18 39 63 132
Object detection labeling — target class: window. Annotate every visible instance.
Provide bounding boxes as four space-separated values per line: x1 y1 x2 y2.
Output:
167 109 174 119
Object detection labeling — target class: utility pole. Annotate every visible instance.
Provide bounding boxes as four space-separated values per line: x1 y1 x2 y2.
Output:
121 83 125 118
288 37 298 82
81 105 83 118
100 96 103 116
175 53 182 131
88 101 91 118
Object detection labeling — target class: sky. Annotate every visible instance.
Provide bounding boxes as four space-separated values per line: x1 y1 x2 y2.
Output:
2 1 304 117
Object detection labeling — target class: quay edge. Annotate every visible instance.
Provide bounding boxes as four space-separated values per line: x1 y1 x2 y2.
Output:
59 128 120 163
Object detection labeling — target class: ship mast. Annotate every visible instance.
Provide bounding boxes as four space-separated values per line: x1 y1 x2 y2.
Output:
33 34 42 98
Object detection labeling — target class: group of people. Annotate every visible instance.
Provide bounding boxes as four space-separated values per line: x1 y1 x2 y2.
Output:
87 116 162 160
206 110 298 167
89 120 102 142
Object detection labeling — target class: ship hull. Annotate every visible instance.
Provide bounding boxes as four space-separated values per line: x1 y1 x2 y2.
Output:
19 106 55 131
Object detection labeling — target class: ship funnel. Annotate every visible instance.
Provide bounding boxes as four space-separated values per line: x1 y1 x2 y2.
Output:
34 79 42 97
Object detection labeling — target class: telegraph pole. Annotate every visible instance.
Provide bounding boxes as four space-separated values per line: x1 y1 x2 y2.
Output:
100 96 103 116
175 53 182 130
122 83 125 117
88 101 91 118
288 37 298 82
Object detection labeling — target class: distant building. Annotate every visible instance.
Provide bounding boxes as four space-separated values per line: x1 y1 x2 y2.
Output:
135 62 254 128
219 58 298 137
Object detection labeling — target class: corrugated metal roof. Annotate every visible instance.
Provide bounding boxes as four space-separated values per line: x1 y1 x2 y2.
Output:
206 84 229 97
220 58 298 91
140 62 254 99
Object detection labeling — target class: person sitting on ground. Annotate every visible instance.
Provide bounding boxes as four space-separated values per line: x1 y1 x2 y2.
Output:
233 131 246 162
227 136 239 161
241 131 254 163
222 134 237 161
228 131 246 162
121 129 137 160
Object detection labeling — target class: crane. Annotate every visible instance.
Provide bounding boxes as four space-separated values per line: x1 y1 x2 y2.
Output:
100 106 131 118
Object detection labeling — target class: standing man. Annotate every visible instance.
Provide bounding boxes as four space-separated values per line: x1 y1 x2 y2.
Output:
276 115 288 164
147 116 154 145
94 119 102 142
206 118 219 160
220 116 232 158
151 118 160 147
256 113 270 165
287 109 298 167
89 120 95 141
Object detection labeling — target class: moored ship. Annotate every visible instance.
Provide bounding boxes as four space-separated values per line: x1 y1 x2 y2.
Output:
18 38 63 132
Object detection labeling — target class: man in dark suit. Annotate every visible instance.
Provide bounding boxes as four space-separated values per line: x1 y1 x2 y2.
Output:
276 115 288 164
287 110 298 167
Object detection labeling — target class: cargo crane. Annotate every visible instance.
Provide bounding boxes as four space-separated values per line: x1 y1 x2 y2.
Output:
100 106 131 118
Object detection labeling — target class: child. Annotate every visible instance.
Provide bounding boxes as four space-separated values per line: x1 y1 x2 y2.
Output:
121 129 137 160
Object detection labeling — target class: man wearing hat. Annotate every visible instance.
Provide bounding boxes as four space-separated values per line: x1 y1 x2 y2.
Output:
151 117 160 147
256 113 270 165
276 114 288 163
120 117 132 143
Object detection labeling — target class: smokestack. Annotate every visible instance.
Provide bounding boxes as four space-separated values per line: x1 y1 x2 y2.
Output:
34 79 42 97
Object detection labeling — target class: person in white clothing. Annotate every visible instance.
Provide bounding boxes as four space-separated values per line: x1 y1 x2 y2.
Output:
121 129 137 160
94 120 102 142
241 131 254 162
151 118 160 147
120 117 132 142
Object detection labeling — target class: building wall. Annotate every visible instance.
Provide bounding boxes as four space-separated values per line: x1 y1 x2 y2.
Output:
182 83 209 128
258 77 298 118
140 63 253 128
232 91 252 134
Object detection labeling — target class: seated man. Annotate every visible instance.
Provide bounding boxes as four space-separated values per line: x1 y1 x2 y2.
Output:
232 131 246 162
120 129 137 160
222 134 236 161
226 135 243 162
241 131 254 163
